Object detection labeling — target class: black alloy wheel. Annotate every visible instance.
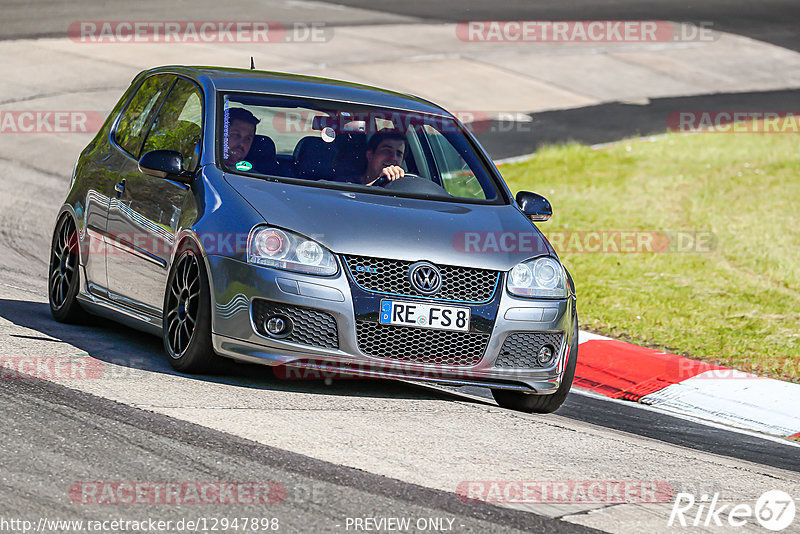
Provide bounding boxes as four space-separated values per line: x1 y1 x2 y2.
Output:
163 242 223 373
49 215 87 323
165 251 201 358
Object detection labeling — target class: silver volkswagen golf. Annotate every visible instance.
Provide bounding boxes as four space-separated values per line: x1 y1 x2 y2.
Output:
49 66 578 413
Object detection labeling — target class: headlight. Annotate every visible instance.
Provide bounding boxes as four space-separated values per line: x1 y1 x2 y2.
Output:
247 226 337 275
507 257 568 298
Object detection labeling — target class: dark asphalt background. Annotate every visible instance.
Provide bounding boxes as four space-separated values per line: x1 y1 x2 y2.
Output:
5 0 799 52
329 0 800 52
475 90 800 159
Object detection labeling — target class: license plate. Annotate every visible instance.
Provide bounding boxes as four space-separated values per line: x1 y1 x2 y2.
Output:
379 300 470 332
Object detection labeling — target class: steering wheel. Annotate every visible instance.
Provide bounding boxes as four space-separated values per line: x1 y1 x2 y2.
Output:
371 175 392 187
373 173 452 197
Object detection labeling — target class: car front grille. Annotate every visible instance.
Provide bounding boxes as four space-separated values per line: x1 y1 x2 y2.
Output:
251 299 338 349
494 332 564 368
344 255 499 303
355 320 490 366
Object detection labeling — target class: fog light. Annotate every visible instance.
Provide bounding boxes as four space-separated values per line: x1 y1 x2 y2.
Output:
537 345 555 366
265 314 291 337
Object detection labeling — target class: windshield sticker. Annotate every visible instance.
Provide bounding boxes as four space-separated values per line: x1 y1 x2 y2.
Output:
321 126 336 143
222 101 230 163
235 160 253 171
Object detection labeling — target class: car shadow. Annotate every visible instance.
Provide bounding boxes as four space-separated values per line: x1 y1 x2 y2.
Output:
0 298 473 402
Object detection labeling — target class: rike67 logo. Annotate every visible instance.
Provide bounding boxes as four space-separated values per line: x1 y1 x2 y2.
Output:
669 490 796 531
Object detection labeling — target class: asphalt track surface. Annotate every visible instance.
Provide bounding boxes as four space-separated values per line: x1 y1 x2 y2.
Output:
2 376 593 533
2 296 799 479
5 290 798 476
1 2 799 532
3 1 798 158
4 0 799 53
326 0 800 53
451 384 800 474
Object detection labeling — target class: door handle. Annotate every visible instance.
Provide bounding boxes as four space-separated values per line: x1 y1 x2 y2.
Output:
114 179 126 198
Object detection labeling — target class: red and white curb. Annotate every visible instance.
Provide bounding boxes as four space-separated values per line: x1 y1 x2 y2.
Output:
576 331 800 441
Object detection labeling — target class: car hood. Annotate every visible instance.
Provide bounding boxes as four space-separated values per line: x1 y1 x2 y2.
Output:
225 174 555 271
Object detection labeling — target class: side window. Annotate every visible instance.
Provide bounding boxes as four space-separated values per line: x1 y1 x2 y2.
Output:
114 75 173 157
141 78 204 172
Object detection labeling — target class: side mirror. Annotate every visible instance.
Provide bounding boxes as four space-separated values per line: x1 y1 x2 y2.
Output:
516 191 552 222
138 150 193 184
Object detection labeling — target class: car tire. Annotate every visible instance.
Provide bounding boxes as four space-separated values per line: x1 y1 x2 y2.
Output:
163 241 224 373
491 316 579 414
49 214 89 324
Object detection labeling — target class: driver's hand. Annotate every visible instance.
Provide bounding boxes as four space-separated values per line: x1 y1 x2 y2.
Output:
368 165 404 186
381 165 405 181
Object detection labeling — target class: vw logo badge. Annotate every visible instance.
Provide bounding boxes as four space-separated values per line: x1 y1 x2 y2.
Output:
409 262 442 295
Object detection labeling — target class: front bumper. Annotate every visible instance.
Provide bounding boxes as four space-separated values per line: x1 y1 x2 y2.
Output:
206 255 577 394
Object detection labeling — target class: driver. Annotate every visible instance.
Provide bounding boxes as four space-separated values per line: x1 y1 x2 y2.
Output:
351 130 406 186
223 107 259 166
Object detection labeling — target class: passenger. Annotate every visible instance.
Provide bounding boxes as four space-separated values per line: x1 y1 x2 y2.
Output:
346 130 406 186
223 108 259 166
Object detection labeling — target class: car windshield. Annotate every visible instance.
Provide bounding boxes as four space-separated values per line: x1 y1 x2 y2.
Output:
218 93 502 203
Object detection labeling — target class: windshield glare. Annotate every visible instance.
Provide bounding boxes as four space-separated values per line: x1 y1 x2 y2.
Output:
219 93 501 202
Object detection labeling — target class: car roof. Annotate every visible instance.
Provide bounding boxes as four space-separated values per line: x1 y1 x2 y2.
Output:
139 66 452 117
